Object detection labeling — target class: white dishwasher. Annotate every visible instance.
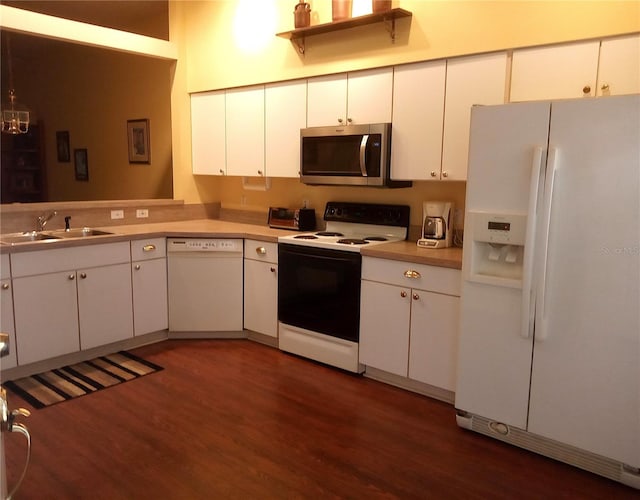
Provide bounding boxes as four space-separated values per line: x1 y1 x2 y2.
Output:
167 238 243 333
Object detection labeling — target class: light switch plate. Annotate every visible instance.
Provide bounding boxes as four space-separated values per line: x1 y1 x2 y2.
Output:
136 209 149 218
111 210 124 220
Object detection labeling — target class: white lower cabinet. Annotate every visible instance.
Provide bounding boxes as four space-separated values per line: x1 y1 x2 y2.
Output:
359 257 461 392
11 242 133 365
1 254 17 369
243 240 278 338
131 239 168 336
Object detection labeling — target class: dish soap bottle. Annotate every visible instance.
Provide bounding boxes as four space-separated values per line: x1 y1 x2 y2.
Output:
294 0 311 28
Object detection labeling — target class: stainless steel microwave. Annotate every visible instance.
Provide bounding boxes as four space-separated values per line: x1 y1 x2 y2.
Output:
300 123 411 188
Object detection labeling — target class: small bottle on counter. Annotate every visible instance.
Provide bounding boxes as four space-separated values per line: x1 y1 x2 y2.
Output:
294 0 311 28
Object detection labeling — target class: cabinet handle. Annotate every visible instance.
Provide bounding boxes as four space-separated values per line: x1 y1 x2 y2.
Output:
442 171 448 178
80 272 87 279
2 283 9 290
430 171 437 177
413 293 420 301
582 85 591 95
256 247 267 255
68 274 75 280
270 267 276 273
142 244 156 252
135 264 141 270
400 290 407 298
403 270 421 279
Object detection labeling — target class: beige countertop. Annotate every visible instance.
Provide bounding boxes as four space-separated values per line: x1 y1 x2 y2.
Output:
1 219 463 269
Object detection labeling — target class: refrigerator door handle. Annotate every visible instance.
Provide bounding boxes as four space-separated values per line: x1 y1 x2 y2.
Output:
521 146 545 339
535 147 559 342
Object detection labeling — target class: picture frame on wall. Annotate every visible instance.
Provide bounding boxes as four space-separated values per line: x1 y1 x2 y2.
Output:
74 148 89 181
127 118 150 164
56 131 70 162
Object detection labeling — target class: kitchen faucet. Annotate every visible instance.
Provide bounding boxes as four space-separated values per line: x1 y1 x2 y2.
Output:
36 210 57 232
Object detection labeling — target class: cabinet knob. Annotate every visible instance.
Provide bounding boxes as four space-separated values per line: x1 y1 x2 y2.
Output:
347 118 353 124
219 169 225 175
80 272 87 279
270 267 276 273
442 171 449 178
403 270 421 279
142 244 156 252
582 85 591 95
257 170 263 176
256 247 267 255
338 118 344 124
400 290 407 298
68 274 75 280
413 293 420 301
601 83 610 92
430 171 437 178
135 264 141 271
2 283 9 290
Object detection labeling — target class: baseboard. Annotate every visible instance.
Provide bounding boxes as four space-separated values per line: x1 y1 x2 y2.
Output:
364 366 455 404
167 330 248 340
246 330 278 348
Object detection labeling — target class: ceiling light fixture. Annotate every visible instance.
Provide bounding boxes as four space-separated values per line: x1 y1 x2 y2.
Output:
1 35 30 134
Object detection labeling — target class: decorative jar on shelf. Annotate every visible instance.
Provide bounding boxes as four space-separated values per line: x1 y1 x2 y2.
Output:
332 0 352 21
372 0 391 13
294 0 311 28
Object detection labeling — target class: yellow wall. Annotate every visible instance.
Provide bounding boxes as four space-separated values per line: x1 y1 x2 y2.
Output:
169 0 639 227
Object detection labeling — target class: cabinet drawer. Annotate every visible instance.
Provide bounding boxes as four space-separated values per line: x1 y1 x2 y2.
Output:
11 241 131 277
362 257 461 296
244 239 278 264
131 238 166 261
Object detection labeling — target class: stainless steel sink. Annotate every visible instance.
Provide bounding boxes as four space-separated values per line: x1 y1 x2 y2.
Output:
47 228 114 238
0 231 61 245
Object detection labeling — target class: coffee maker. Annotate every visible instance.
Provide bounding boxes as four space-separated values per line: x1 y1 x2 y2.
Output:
417 202 453 249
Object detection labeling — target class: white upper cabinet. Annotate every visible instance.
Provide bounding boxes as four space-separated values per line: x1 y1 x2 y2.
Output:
190 90 226 175
265 80 307 178
441 53 508 181
510 40 600 101
597 34 640 96
307 68 392 127
391 60 446 181
226 85 265 177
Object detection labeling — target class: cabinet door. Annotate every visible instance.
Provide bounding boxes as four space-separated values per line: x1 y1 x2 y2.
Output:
347 67 393 124
265 80 306 178
243 259 278 337
441 52 507 181
226 85 265 177
597 34 640 96
359 280 410 376
391 60 446 180
191 90 226 175
13 272 80 365
408 291 460 391
1 279 17 369
510 41 600 101
132 258 168 336
77 263 133 350
307 74 348 127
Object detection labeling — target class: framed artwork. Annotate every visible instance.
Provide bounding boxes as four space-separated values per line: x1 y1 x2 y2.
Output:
74 148 89 181
56 131 70 162
127 118 150 164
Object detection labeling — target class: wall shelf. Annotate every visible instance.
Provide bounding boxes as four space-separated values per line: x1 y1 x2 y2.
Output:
276 8 412 54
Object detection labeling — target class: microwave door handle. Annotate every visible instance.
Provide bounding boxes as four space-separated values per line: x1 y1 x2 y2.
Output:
359 135 369 177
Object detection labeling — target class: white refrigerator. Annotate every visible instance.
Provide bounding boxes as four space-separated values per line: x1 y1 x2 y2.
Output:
455 94 640 489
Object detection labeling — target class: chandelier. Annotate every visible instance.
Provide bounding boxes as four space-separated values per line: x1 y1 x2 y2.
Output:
1 35 30 134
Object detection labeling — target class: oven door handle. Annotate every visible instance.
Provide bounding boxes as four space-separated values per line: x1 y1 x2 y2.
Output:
359 134 369 177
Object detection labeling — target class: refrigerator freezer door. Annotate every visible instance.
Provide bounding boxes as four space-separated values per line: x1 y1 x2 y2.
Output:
528 95 640 467
456 101 551 429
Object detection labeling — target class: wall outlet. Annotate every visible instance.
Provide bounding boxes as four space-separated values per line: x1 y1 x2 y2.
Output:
111 210 124 220
136 209 149 218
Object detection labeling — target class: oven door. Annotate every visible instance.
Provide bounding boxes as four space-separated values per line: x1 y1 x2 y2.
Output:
278 243 362 342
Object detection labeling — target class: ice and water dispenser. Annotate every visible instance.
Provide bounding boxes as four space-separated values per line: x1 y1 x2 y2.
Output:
464 211 528 287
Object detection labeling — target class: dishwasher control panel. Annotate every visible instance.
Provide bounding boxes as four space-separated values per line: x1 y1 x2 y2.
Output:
167 238 242 252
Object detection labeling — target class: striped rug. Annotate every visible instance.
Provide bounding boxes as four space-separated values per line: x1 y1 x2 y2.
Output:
4 351 163 409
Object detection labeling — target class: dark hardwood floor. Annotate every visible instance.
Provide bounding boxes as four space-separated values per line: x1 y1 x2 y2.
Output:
4 339 638 499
